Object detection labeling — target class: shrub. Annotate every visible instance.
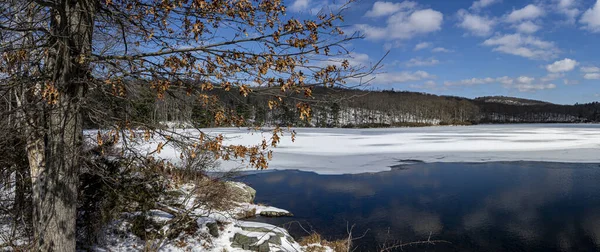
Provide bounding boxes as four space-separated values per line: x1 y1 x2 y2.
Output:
77 141 168 246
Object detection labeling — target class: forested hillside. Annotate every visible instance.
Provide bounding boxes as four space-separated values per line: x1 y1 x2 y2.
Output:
82 84 600 128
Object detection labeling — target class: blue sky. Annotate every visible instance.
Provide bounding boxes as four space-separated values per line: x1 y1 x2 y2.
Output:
287 0 600 104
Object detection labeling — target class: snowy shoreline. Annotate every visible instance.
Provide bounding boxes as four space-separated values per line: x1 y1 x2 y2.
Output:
94 182 339 252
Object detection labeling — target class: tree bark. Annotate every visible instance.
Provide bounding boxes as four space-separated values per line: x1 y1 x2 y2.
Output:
24 0 95 250
31 92 82 251
13 148 31 228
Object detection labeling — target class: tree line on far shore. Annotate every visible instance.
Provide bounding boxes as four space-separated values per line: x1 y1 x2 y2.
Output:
84 84 599 129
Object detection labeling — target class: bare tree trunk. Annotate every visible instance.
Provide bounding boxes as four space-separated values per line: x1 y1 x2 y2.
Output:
24 101 47 248
23 0 95 250
24 92 83 251
34 95 83 251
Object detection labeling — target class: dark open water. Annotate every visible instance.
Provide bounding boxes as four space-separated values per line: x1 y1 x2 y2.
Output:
237 162 600 252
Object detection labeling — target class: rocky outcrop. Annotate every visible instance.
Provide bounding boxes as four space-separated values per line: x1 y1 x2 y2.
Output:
206 222 219 237
225 182 294 218
260 211 293 217
229 223 298 252
231 233 271 251
225 181 256 204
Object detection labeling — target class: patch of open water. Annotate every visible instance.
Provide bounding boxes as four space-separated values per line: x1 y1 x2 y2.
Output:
237 162 600 251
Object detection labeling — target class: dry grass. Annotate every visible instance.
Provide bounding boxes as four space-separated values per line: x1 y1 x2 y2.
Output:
323 239 350 252
299 232 323 246
303 245 326 252
299 232 350 252
190 178 231 211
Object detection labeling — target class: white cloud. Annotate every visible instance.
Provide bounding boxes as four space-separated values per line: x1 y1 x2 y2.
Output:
506 4 545 23
444 75 556 92
541 73 564 82
563 8 582 23
581 66 600 72
290 0 310 12
546 58 578 73
289 0 346 14
373 70 435 84
558 0 577 9
513 83 556 91
584 73 600 79
444 77 496 86
432 47 453 53
581 0 600 32
555 0 580 23
353 24 387 40
457 9 496 36
471 0 501 11
423 80 437 87
318 52 371 68
513 76 556 91
483 33 559 60
364 1 417 18
383 41 403 50
516 76 535 84
564 79 580 85
496 76 514 85
355 4 443 41
345 52 371 67
409 80 446 90
515 21 541 33
414 42 432 50
397 9 444 34
406 57 440 67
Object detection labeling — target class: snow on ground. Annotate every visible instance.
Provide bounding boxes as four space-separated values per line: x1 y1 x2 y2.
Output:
201 221 306 252
94 182 318 252
97 217 306 252
126 124 600 174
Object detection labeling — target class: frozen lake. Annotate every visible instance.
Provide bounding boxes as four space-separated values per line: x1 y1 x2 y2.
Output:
238 162 600 252
198 124 600 174
104 124 600 250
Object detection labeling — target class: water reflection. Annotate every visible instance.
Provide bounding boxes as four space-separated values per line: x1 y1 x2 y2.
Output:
238 162 600 251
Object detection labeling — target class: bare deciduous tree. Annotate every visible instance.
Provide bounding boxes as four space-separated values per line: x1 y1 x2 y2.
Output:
0 0 372 250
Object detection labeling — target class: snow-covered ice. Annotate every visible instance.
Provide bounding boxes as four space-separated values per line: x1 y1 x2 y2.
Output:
92 124 600 175
143 124 600 175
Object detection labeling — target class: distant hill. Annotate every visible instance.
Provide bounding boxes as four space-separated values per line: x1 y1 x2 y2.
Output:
320 89 599 126
474 96 553 106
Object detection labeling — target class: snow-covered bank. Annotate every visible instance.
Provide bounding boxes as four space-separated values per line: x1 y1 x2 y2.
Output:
94 182 335 252
133 124 600 174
